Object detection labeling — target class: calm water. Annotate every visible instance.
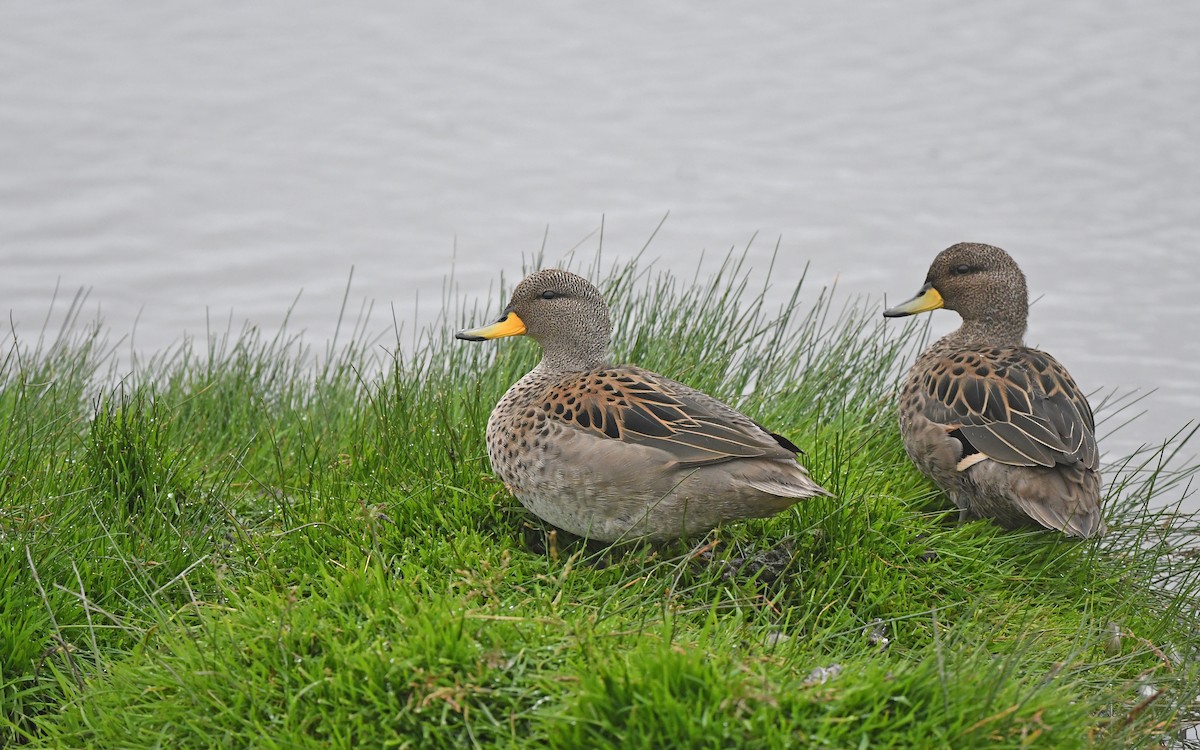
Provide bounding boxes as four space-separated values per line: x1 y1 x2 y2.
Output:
2 3 1198 482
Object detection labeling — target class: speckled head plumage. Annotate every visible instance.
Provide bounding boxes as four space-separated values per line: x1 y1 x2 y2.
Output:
456 268 612 371
884 243 1029 345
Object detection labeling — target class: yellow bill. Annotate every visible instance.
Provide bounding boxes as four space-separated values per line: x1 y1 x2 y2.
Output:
883 283 945 317
455 309 527 341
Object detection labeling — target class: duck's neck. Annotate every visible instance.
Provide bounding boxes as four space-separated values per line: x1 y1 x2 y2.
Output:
536 340 610 373
941 316 1027 349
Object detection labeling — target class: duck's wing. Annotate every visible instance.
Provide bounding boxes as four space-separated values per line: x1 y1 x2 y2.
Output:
541 366 802 468
917 347 1097 470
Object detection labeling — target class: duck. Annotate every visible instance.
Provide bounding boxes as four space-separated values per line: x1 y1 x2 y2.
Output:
883 242 1105 538
456 268 829 542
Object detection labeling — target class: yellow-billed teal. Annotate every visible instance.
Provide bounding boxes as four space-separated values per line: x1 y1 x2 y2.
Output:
457 268 829 542
884 243 1104 538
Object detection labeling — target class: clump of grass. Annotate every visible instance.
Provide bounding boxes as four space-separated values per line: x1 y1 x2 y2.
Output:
1 252 1198 748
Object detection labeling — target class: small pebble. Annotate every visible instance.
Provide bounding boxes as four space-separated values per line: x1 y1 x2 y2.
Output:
765 631 791 648
866 618 891 652
1103 621 1122 656
803 663 843 686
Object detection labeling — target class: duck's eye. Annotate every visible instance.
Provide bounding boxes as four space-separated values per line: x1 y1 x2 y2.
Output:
951 263 973 276
541 290 558 300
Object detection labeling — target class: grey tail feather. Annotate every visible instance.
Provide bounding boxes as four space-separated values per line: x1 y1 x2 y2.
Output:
1019 498 1104 539
746 476 833 500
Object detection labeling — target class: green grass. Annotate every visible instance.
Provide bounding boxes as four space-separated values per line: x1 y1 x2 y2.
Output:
2 252 1199 748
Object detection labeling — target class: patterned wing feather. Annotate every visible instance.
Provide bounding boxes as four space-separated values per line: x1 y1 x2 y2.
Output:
919 347 1097 469
542 366 798 467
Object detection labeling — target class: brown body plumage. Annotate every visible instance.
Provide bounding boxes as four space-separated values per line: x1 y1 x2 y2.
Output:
884 243 1105 538
457 269 829 542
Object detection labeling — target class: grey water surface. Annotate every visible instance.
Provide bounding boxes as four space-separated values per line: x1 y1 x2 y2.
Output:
2 3 1198 498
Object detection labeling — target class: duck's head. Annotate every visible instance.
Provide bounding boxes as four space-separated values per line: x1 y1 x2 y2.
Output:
456 268 612 371
883 243 1029 337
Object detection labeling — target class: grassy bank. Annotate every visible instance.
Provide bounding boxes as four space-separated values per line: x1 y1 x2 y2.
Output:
2 255 1199 748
